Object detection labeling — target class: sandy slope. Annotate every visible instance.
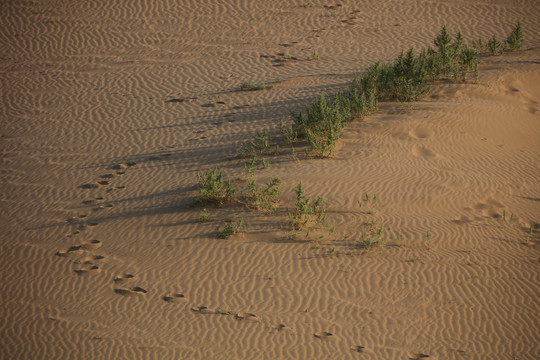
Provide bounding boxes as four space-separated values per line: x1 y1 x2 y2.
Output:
1 0 539 359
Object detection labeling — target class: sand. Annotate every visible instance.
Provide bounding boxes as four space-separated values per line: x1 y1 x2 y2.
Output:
1 0 539 359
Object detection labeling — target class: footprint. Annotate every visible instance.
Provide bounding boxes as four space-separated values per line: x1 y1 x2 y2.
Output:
191 306 215 314
114 287 147 296
74 264 101 276
273 324 293 332
350 345 372 353
55 245 83 257
165 97 198 103
100 174 115 179
79 255 105 263
66 214 87 223
162 293 188 303
79 183 100 189
412 145 437 159
82 197 104 205
234 313 259 321
113 273 135 283
77 239 102 250
408 353 430 359
314 331 334 339
409 126 432 139
94 204 113 211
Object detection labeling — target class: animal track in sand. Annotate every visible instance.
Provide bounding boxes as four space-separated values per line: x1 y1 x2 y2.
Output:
74 264 101 276
79 180 109 189
94 204 113 211
56 245 83 257
77 239 102 250
407 353 430 359
110 162 136 170
191 306 215 314
114 286 147 296
165 97 198 103
113 273 135 283
412 145 437 159
79 255 105 263
66 214 87 223
235 313 259 321
82 197 104 205
162 293 188 303
350 345 372 353
79 183 100 189
409 126 432 139
314 331 334 339
272 324 293 332
107 186 125 192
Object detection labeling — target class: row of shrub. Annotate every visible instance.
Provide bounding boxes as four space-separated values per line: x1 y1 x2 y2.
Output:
278 22 522 158
196 22 524 240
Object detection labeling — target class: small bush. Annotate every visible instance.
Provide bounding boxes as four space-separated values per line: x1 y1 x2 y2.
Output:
290 182 326 231
505 21 523 51
196 168 235 206
198 208 210 222
218 218 245 238
249 177 282 213
237 132 275 158
487 35 502 55
292 93 351 157
240 80 266 91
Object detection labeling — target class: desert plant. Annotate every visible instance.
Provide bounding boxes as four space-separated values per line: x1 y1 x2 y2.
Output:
505 21 523 51
250 131 272 153
290 182 326 231
308 49 319 61
363 224 387 249
240 80 266 91
218 218 245 238
292 92 351 157
487 35 502 55
196 168 235 206
244 155 258 179
198 208 210 222
249 177 282 213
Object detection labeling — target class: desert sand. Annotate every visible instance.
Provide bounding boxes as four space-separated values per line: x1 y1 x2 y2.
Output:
1 1 539 359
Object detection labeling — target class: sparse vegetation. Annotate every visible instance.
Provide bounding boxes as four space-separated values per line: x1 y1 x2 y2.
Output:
218 218 245 239
487 35 502 55
248 177 282 213
505 21 523 51
196 168 235 206
308 49 319 61
240 80 267 91
195 23 524 254
290 182 327 232
198 208 210 222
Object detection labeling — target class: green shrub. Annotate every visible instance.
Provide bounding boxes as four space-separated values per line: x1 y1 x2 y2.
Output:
291 93 351 157
488 35 502 55
240 80 266 91
505 21 523 51
196 168 235 206
290 182 326 231
249 177 282 213
218 218 244 238
197 208 210 222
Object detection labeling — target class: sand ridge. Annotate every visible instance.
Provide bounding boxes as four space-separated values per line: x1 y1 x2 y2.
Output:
1 0 540 359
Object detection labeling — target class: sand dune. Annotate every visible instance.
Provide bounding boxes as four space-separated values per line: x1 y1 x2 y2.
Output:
1 0 539 359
